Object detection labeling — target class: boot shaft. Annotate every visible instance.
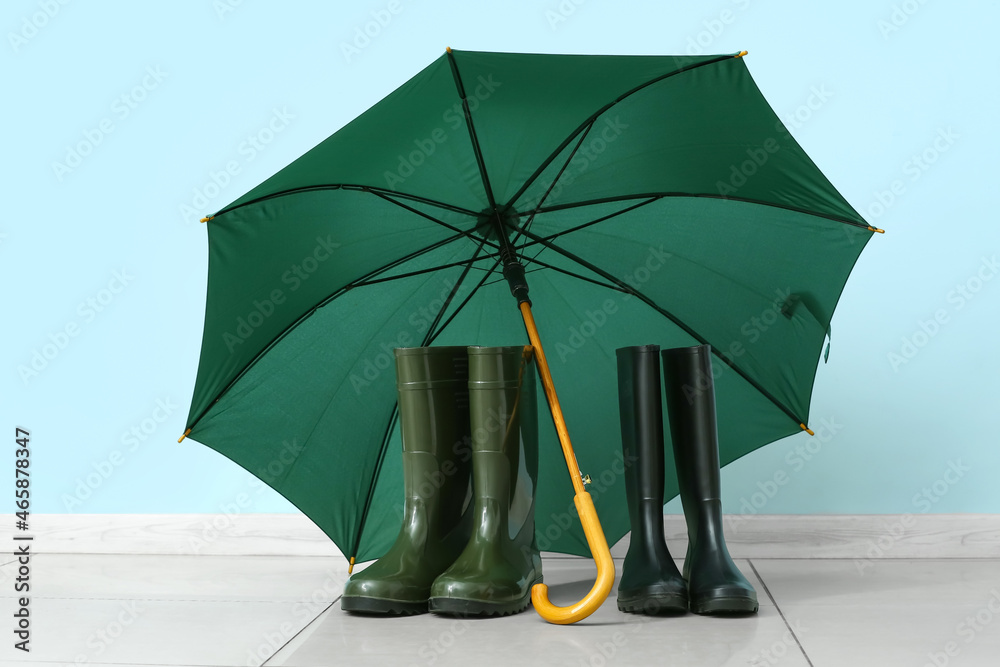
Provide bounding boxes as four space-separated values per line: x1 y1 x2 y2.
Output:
467 346 538 538
616 345 666 505
395 346 471 457
662 344 722 504
394 346 474 529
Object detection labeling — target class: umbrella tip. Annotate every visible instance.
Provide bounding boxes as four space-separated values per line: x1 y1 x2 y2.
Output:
867 226 885 234
799 423 815 436
446 46 452 54
177 428 192 443
348 556 356 574
735 50 748 58
200 216 213 223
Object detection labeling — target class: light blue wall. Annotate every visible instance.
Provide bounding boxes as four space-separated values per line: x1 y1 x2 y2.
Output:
6 0 997 520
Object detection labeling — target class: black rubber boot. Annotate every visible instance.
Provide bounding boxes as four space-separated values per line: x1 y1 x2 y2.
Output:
429 346 542 617
341 346 473 615
662 344 758 615
615 345 688 615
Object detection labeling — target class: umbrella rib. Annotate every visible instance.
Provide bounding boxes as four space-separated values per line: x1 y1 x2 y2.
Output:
345 230 474 289
510 121 596 257
208 183 481 220
183 231 472 433
446 49 499 212
525 192 871 230
508 223 809 427
350 404 400 563
517 256 628 294
505 53 741 210
520 196 664 263
365 189 500 253
186 199 492 434
425 257 503 345
352 255 492 289
421 240 489 345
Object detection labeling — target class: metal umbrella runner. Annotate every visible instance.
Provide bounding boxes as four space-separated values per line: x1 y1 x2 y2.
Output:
179 49 880 623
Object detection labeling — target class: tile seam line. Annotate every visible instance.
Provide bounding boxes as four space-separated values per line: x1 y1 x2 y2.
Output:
748 558 815 667
262 598 338 666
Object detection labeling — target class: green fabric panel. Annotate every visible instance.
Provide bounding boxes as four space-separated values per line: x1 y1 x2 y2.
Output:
527 197 870 420
225 55 487 213
188 190 468 426
449 50 725 206
514 58 863 225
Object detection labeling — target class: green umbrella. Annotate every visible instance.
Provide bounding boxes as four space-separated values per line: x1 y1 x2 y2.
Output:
180 49 879 621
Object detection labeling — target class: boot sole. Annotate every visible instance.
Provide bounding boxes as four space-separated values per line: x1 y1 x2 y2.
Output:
428 575 541 618
341 596 427 615
617 592 688 615
691 596 759 615
428 592 531 617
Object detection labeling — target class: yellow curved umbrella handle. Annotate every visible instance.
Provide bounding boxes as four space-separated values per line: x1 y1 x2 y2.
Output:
518 302 615 624
531 491 615 624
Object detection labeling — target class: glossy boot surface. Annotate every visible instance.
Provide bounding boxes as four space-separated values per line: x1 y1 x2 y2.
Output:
662 345 759 615
429 346 542 617
342 346 473 615
616 346 688 615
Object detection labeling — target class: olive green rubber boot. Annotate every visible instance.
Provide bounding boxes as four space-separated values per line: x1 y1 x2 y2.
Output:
341 346 473 615
429 346 542 617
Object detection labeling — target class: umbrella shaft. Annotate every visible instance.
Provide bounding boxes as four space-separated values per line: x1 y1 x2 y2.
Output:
518 301 586 496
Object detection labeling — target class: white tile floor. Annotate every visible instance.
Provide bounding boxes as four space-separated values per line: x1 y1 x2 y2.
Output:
3 553 999 667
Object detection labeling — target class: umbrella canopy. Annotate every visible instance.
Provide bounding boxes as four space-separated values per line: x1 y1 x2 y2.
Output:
182 49 877 564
